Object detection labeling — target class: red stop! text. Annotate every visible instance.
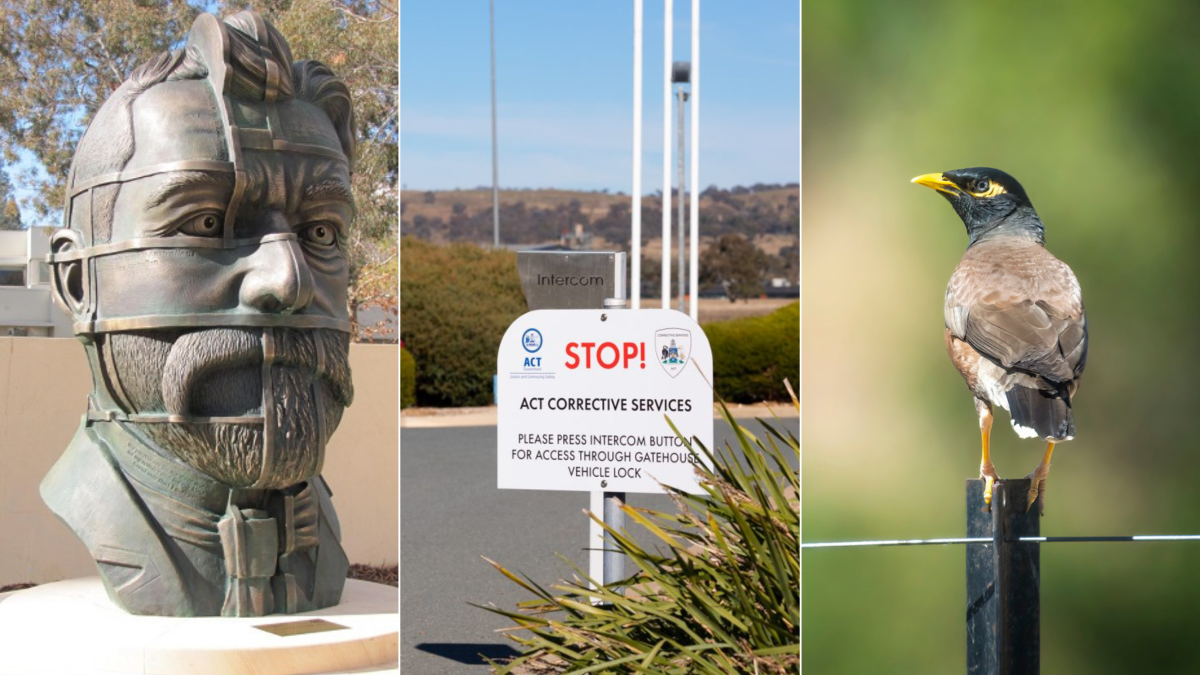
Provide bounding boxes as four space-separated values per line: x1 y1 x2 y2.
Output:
565 342 647 370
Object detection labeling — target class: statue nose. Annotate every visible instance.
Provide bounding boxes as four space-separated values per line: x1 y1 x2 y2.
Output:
239 237 315 314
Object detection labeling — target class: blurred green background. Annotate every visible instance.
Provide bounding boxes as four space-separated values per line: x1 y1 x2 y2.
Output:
803 1 1200 672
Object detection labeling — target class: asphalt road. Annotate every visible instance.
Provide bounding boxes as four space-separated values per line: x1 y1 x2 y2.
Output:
400 417 798 675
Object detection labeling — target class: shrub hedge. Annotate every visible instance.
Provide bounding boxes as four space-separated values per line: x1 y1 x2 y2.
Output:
399 237 527 406
704 301 799 403
399 346 416 409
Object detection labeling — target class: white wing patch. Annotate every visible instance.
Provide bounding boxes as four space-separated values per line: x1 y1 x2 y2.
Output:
975 356 1011 412
1010 420 1039 439
945 303 968 339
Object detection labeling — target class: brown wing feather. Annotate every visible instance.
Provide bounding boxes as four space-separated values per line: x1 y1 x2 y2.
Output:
945 237 1087 388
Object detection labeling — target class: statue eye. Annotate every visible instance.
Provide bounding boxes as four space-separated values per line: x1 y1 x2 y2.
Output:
975 179 991 193
178 212 222 237
301 222 338 247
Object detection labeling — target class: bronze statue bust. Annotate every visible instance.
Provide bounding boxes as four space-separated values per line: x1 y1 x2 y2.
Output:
41 10 357 617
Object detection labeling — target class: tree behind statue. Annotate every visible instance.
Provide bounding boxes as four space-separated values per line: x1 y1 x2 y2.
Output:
0 0 396 331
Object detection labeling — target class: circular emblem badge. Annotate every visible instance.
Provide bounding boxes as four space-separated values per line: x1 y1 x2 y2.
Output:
522 328 543 353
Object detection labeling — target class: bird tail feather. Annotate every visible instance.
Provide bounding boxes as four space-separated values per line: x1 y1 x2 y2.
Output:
1007 384 1074 441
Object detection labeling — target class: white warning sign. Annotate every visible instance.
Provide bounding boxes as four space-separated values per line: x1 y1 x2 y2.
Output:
497 309 714 494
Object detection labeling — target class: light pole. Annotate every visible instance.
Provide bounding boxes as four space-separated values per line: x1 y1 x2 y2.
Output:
661 0 672 307
688 0 699 322
672 61 690 313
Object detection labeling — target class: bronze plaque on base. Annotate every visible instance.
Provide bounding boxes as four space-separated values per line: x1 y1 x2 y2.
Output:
254 619 350 637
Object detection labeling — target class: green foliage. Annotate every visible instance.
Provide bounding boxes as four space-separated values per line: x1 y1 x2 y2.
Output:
0 167 22 231
399 346 415 409
481 401 800 674
399 237 526 406
0 198 19 231
0 0 201 218
700 233 770 301
704 302 799 403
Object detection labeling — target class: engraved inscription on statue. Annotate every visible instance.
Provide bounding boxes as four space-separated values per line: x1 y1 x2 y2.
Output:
41 10 358 618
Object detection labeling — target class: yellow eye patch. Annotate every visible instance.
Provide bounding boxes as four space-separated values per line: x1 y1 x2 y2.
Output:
968 181 1007 199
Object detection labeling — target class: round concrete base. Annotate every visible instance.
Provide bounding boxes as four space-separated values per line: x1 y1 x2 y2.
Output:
0 578 397 675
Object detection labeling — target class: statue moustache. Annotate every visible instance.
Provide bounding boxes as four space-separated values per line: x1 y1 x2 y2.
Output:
106 327 354 489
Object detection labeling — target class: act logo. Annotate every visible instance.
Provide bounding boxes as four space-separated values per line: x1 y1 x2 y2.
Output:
522 328 543 353
654 328 691 378
521 328 544 369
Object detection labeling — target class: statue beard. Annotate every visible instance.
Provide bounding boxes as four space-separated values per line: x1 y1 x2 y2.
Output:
101 328 354 490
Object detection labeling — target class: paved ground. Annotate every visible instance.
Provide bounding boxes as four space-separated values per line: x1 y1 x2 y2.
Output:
399 413 797 675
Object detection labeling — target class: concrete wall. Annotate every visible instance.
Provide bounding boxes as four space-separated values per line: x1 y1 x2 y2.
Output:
0 287 58 333
0 337 397 585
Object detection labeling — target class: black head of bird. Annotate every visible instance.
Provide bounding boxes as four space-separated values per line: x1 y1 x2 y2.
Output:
911 167 1044 246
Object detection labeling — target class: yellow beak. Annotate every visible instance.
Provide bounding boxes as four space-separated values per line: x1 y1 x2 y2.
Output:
911 173 960 195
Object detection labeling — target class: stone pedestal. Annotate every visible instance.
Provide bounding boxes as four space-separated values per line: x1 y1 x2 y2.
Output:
0 578 397 675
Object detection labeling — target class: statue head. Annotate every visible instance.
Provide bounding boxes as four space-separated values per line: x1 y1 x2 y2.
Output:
48 11 356 490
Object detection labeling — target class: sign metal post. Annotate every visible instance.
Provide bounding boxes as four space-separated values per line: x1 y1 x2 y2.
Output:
599 292 628 592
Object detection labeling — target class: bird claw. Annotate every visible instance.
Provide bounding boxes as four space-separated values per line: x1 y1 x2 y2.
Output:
981 462 1000 512
1025 465 1049 515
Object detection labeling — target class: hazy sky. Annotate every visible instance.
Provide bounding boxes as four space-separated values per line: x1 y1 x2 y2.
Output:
401 1 799 192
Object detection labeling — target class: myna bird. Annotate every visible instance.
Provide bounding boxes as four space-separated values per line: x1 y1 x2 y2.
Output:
912 168 1088 514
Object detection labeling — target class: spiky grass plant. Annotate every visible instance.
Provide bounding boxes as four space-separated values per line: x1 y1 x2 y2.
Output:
480 392 799 674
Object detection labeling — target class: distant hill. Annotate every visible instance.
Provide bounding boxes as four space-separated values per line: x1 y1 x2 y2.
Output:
400 184 799 285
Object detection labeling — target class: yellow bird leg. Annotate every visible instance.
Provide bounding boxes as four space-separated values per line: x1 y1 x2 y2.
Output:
979 407 999 510
1026 441 1055 514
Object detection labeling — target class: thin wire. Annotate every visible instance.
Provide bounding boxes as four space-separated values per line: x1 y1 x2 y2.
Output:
1026 535 1200 543
803 538 988 548
802 534 1200 549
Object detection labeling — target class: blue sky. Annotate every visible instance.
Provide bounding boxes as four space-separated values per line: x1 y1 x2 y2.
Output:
400 1 799 193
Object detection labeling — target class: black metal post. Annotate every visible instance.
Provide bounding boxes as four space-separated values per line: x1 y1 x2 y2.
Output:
966 478 1039 675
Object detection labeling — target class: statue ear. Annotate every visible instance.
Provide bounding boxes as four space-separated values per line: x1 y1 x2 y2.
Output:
49 228 87 318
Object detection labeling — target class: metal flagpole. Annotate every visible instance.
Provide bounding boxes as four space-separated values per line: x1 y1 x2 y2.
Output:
661 0 672 307
631 0 643 310
688 0 700 322
490 0 500 248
